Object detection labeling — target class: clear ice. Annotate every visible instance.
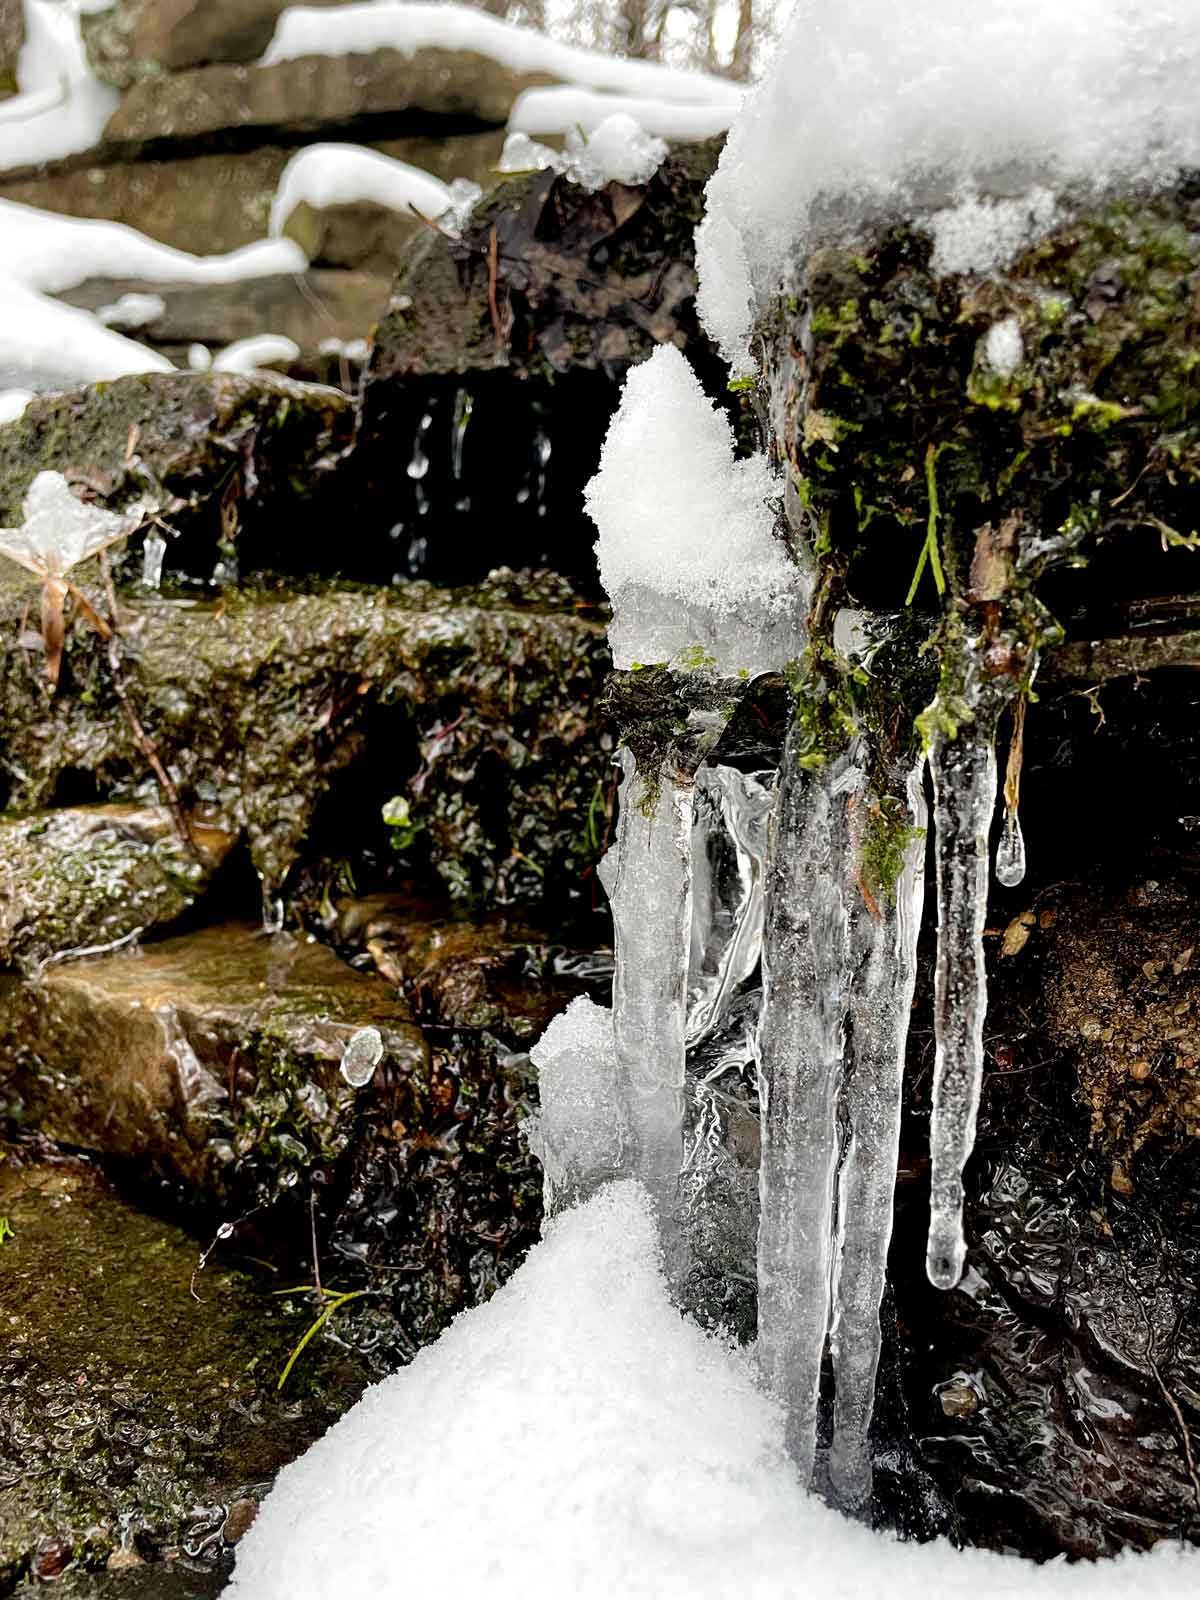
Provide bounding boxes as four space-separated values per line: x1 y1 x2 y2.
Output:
995 806 1026 888
340 1026 384 1088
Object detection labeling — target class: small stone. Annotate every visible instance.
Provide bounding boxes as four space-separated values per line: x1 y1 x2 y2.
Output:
1129 1060 1151 1081
107 1549 145 1569
1111 1161 1134 1196
938 1380 979 1418
222 1498 258 1545
32 1537 73 1579
1080 1017 1103 1039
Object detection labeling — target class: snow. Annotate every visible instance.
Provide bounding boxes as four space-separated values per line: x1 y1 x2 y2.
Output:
0 0 118 173
584 344 802 673
211 334 301 374
510 85 736 142
96 293 167 331
0 390 33 424
526 996 623 1207
984 317 1024 378
229 1179 1198 1600
269 144 454 237
263 3 742 108
499 115 667 191
698 0 1200 370
0 472 150 580
0 201 307 388
929 189 1058 276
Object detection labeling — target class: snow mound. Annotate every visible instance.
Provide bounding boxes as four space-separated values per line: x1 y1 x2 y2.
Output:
500 115 667 191
698 0 1200 370
510 85 736 142
269 144 454 237
585 344 802 674
526 996 623 1206
229 1180 1197 1600
212 334 301 374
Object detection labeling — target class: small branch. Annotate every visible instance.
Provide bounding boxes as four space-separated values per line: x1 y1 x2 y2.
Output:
98 552 201 864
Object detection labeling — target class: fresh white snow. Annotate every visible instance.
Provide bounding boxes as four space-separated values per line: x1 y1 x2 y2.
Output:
698 0 1200 369
526 995 623 1207
263 2 742 108
0 201 307 388
229 1181 1198 1600
0 389 33 424
211 334 302 374
984 316 1024 379
95 293 168 331
268 144 455 237
509 85 736 141
585 343 802 673
0 0 118 174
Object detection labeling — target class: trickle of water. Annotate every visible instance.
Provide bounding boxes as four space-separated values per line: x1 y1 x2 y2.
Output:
142 532 167 590
340 1026 384 1088
407 413 433 482
533 429 552 518
995 805 1026 887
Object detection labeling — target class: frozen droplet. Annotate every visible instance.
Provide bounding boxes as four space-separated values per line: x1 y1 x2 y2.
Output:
340 1026 383 1088
279 1169 300 1188
995 807 1026 888
407 412 433 481
216 1222 235 1239
142 532 167 590
261 894 284 935
451 388 472 479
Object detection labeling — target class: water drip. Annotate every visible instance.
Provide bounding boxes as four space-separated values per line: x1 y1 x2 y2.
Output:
142 532 166 590
995 806 1026 887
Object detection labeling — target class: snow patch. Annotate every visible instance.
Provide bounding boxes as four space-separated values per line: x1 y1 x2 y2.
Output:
526 996 623 1207
510 85 736 142
263 3 742 108
500 114 667 191
984 316 1024 378
269 144 454 237
699 0 1200 370
96 293 167 331
228 1180 1198 1600
0 0 119 173
212 334 301 374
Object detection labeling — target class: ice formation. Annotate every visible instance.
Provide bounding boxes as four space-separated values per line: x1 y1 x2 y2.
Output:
340 1027 384 1089
697 0 1200 369
585 344 803 675
231 1182 1197 1599
526 996 624 1209
0 472 149 582
499 115 668 191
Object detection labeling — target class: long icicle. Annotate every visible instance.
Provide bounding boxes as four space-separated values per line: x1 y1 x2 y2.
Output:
829 757 928 1506
756 731 862 1481
598 748 694 1266
925 727 997 1291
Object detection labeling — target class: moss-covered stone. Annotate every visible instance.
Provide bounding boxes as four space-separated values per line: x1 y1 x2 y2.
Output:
0 570 611 903
81 0 350 86
0 922 426 1198
0 370 353 588
0 803 237 972
0 1153 368 1592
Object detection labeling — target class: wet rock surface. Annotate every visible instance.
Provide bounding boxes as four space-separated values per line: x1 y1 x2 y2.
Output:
0 571 610 902
0 804 237 972
0 1150 369 1595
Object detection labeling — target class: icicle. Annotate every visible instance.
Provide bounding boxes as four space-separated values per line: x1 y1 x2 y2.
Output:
687 765 774 1048
995 808 1026 887
142 531 167 590
828 758 927 1507
926 730 997 1290
756 734 863 1481
995 695 1028 888
597 749 693 1253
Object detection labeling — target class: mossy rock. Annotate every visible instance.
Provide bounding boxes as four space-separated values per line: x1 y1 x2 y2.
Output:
0 1154 369 1592
0 571 611 903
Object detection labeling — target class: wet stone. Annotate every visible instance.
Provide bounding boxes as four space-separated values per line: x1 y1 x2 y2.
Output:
0 922 426 1198
0 804 238 973
0 1154 368 1593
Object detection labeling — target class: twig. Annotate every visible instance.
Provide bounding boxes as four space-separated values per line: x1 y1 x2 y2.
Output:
98 551 201 864
487 225 504 357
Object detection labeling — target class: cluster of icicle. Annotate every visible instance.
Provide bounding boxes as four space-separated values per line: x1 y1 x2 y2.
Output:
528 345 1028 1508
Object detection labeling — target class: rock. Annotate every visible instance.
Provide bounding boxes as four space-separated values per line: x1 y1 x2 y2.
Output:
0 571 611 905
56 269 392 367
0 1152 368 1592
0 370 353 573
0 803 238 972
0 133 504 257
0 922 426 1191
281 200 428 277
82 0 352 87
337 895 613 1042
358 141 727 587
0 0 23 99
101 50 551 152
